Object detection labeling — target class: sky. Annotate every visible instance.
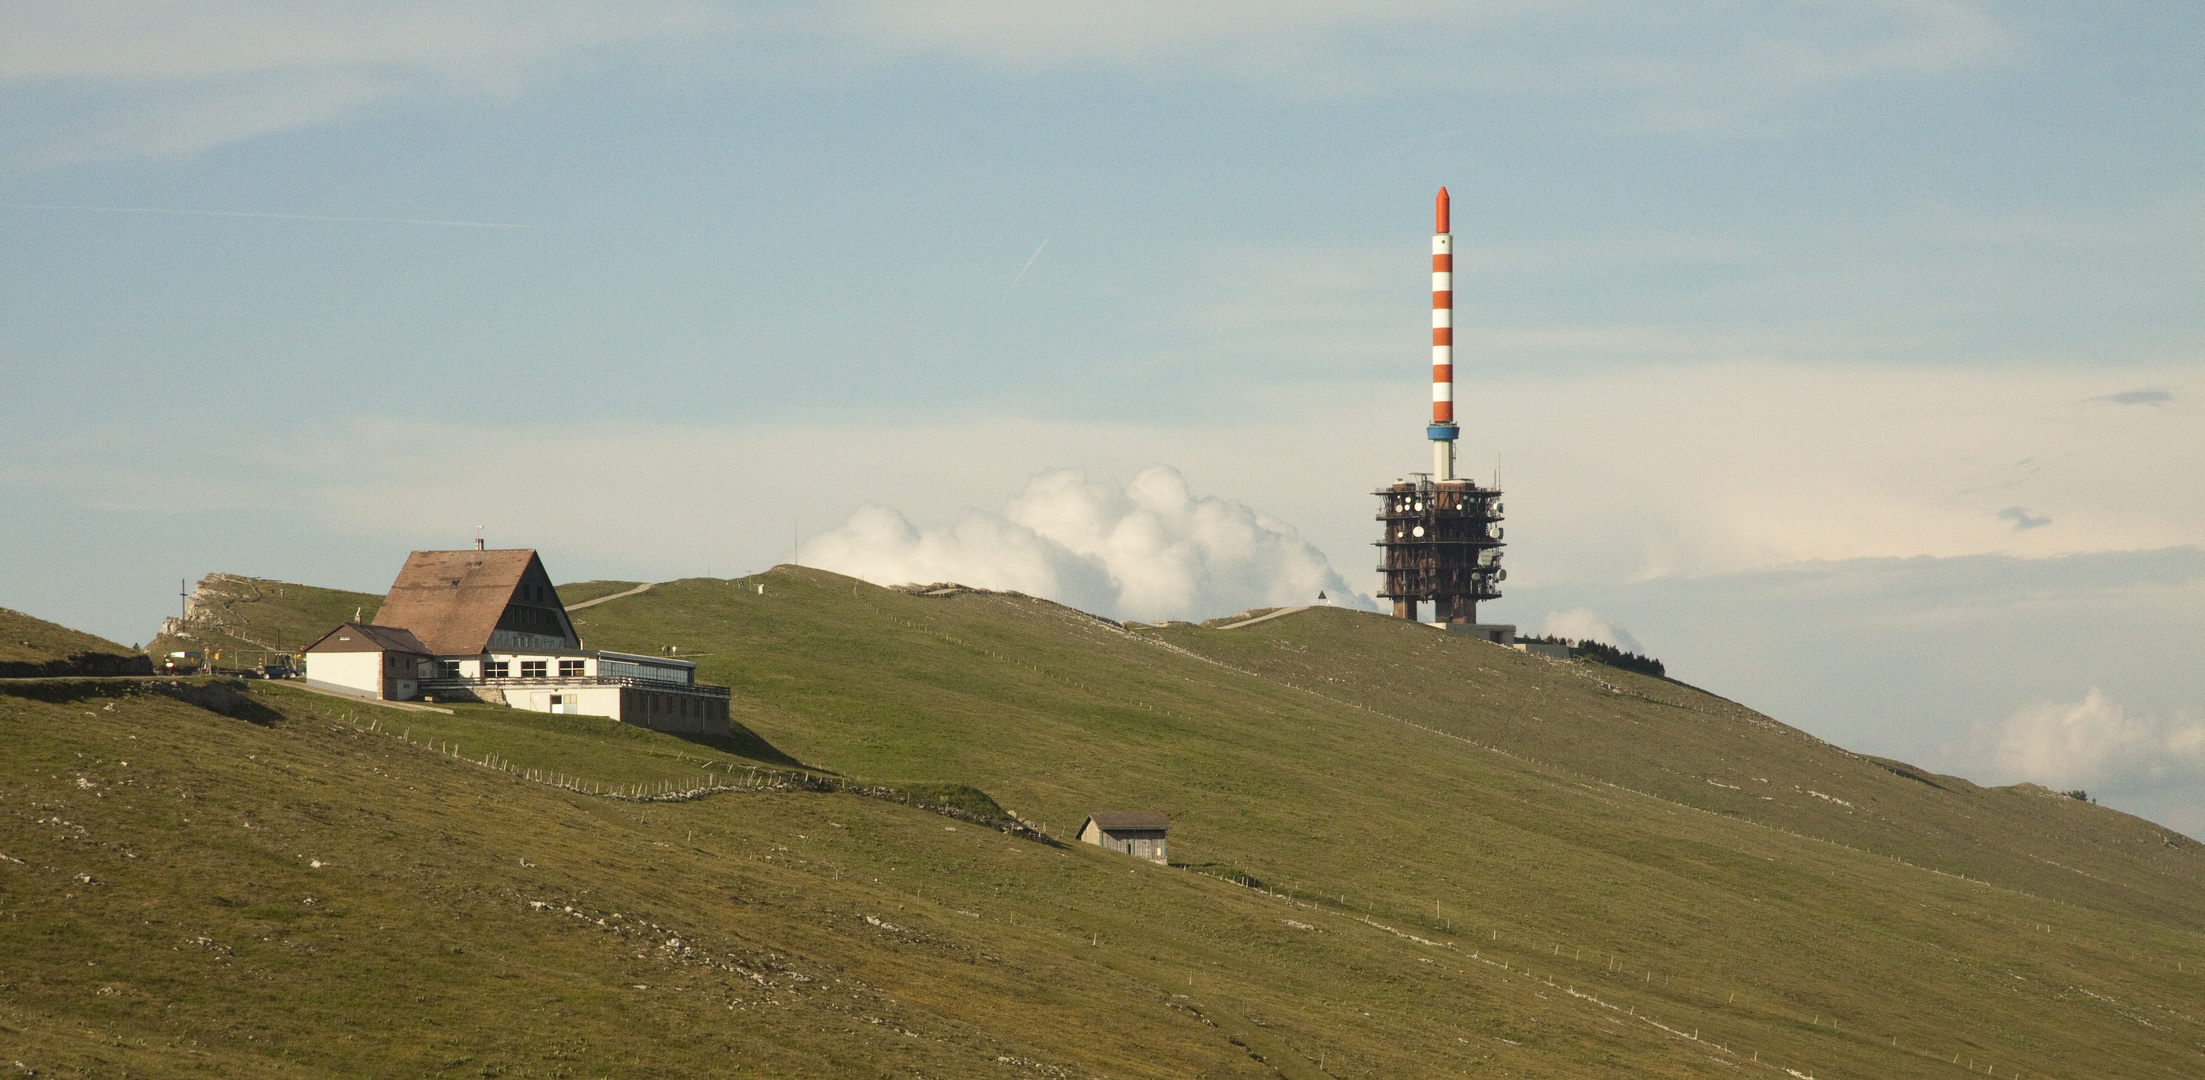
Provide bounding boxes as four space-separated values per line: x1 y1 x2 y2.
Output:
2 2 2199 831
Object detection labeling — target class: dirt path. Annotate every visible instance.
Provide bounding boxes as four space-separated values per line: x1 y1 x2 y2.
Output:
1214 606 1311 631
566 582 654 611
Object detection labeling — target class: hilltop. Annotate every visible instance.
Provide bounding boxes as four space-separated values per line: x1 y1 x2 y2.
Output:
147 575 383 671
0 607 148 678
3 565 2200 1077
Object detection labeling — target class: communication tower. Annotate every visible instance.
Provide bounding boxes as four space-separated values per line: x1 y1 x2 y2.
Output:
1375 189 1507 626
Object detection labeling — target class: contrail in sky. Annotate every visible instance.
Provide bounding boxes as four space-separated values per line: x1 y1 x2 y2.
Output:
1001 237 1049 300
0 204 534 229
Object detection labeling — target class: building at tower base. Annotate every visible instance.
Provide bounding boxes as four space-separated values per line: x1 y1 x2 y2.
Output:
1373 473 1508 637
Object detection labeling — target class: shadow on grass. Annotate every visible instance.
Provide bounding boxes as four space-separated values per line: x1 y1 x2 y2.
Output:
0 677 282 727
1179 862 1268 890
673 720 820 772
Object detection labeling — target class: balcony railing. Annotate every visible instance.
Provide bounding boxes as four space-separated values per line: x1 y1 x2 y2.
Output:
418 675 730 699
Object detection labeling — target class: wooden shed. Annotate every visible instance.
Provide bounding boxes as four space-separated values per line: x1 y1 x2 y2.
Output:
1078 811 1170 864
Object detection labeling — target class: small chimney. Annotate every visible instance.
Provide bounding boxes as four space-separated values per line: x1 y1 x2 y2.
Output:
475 537 485 552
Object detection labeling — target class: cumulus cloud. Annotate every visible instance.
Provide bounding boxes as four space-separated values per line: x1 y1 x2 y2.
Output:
1537 608 1643 653
800 466 1373 622
1957 689 2205 797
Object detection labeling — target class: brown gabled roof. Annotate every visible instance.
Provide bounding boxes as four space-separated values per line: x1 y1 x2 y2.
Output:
302 623 432 655
1083 811 1170 832
371 549 577 656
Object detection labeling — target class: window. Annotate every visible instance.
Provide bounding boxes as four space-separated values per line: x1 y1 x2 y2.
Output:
440 661 460 678
559 659 585 677
520 660 548 678
483 660 509 678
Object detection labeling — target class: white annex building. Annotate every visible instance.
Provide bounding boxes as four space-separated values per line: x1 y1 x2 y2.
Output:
302 545 729 734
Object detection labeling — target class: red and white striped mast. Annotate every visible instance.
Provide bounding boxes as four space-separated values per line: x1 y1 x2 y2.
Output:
1429 187 1458 481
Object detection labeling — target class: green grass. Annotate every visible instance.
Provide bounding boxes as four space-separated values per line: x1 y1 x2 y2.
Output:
4 564 2201 1077
0 607 138 668
147 575 383 669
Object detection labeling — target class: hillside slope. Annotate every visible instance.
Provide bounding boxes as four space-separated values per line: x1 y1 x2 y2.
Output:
146 575 383 670
4 565 2199 1078
0 607 148 677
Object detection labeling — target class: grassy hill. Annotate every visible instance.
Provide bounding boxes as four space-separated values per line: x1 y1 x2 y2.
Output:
0 607 149 677
146 575 384 671
5 565 2201 1077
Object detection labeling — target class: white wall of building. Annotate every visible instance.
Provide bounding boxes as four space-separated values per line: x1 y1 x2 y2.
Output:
305 652 385 698
518 685 623 719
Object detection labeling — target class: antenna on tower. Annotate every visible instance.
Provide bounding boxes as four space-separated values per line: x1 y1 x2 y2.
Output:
1373 187 1505 629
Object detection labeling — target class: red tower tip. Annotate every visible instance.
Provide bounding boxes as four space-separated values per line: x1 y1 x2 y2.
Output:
1435 187 1449 233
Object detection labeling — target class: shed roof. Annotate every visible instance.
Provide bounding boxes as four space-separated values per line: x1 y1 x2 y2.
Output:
303 622 432 655
372 548 574 656
1083 811 1170 832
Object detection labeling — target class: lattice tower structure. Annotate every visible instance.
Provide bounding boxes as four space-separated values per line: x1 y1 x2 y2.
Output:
1374 475 1505 623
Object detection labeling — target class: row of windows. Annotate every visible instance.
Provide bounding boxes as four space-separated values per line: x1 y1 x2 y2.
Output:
497 605 566 634
637 691 714 719
439 658 634 680
599 659 690 684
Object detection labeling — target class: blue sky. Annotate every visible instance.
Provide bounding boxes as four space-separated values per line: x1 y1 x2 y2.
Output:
2 2 2200 830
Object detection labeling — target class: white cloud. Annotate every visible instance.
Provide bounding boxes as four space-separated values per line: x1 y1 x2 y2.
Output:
801 466 1373 622
6 357 2197 604
825 0 2012 120
1537 608 1643 653
1461 362 2204 585
0 1 719 160
0 1 718 83
0 0 2017 160
1957 689 2205 798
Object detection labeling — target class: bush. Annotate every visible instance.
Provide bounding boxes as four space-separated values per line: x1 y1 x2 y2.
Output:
890 782 1008 818
1518 635 1665 679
